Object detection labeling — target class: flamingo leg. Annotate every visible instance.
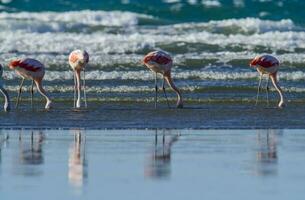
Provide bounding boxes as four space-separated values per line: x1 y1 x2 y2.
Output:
83 69 87 108
73 72 76 108
0 86 10 112
154 72 158 109
75 70 81 108
162 77 170 109
15 78 25 109
255 74 263 106
31 79 34 109
266 76 270 106
154 131 157 158
162 134 165 156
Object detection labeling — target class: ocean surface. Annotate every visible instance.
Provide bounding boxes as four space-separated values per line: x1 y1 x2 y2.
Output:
1 129 305 200
0 0 305 128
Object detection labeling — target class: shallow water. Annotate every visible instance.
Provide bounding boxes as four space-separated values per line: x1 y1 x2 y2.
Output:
0 129 305 200
1 101 305 129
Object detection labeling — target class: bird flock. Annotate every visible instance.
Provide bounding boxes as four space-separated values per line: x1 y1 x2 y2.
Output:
0 50 285 112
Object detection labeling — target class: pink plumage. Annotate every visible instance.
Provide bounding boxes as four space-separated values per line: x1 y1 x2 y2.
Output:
143 50 183 108
69 50 89 71
249 54 285 108
143 51 173 75
250 55 279 72
8 58 52 110
9 58 45 80
143 51 172 66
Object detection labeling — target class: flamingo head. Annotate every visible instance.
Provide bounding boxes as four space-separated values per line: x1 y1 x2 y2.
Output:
142 54 153 66
278 101 286 109
249 56 260 68
76 50 89 67
177 101 183 109
8 59 21 70
82 50 89 64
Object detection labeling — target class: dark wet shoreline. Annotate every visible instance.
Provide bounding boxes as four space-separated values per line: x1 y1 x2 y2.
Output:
0 101 304 129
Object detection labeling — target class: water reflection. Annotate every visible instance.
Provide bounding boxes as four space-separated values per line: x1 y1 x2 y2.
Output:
255 129 280 176
145 130 179 179
16 131 44 176
68 130 88 188
19 131 44 165
0 133 9 175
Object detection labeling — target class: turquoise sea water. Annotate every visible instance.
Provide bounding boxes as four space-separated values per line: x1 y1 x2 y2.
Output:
2 0 305 24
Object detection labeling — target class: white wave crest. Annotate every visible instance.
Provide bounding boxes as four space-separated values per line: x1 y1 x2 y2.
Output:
1 29 305 55
3 69 305 81
0 10 153 32
172 18 298 34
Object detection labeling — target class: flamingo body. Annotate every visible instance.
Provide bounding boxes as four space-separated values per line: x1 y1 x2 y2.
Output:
69 50 89 108
9 58 45 80
69 50 89 72
8 58 52 110
249 55 285 108
143 51 183 108
250 55 279 75
143 51 172 75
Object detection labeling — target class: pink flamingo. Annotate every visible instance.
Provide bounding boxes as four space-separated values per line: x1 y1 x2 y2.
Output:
8 58 52 110
250 55 285 108
69 50 89 108
0 64 10 112
143 51 183 109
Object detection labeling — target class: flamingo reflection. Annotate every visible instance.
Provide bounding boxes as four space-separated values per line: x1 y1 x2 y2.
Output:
0 133 9 173
19 131 44 165
255 129 279 176
16 131 44 176
145 131 179 179
68 130 87 187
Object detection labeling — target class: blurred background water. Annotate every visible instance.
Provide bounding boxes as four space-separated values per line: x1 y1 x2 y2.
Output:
0 0 305 106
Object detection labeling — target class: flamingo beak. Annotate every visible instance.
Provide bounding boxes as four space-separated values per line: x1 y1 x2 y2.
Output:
249 63 256 68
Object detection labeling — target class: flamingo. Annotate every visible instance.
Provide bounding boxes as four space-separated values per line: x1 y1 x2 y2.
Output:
142 51 183 109
0 64 10 112
249 55 285 108
68 50 89 108
8 58 52 110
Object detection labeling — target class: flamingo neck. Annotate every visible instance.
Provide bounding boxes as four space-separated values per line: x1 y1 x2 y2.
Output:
164 74 183 108
0 86 10 112
34 79 52 109
270 73 285 108
75 70 81 108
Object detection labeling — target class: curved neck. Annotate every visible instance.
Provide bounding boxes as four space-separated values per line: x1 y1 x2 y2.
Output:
164 74 183 108
75 70 81 108
0 86 10 112
270 73 285 107
34 79 52 109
